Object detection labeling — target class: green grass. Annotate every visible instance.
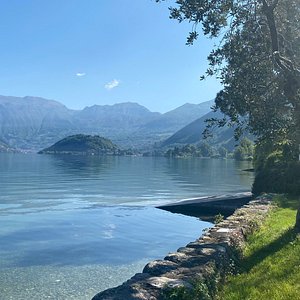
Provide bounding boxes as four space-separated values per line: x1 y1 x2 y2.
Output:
218 195 300 300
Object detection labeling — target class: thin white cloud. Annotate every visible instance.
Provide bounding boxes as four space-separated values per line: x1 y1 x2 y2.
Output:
76 72 86 77
105 79 120 90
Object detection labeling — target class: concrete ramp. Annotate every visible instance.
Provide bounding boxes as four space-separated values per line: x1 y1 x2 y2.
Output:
157 192 253 221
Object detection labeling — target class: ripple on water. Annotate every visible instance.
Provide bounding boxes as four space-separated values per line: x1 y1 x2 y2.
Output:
0 155 253 299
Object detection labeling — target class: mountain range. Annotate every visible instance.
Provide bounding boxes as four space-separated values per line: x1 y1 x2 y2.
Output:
0 95 215 151
161 110 238 151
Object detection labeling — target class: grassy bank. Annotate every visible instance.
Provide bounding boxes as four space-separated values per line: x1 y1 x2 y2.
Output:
218 195 300 300
163 195 300 300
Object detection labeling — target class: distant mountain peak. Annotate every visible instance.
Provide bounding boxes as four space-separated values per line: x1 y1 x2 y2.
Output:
165 100 214 114
0 95 67 108
84 101 159 114
160 110 238 150
180 102 198 107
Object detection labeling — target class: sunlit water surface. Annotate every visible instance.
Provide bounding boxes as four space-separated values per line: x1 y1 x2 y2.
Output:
0 154 253 299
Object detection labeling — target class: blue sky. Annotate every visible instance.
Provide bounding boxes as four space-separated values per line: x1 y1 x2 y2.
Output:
0 0 222 112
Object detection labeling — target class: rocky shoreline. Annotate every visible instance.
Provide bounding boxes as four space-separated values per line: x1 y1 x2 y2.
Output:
92 194 273 300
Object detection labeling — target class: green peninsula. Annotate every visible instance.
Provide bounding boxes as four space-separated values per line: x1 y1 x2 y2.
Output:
38 134 119 155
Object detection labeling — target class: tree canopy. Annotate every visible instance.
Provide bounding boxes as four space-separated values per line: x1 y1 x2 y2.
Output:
157 0 300 228
157 0 300 157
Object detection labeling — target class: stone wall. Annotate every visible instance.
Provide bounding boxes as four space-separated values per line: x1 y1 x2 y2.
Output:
92 195 273 300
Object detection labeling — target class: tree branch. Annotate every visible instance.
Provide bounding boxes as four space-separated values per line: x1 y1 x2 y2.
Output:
261 0 270 8
261 0 279 52
255 1 298 81
261 0 279 10
261 0 300 81
271 0 280 10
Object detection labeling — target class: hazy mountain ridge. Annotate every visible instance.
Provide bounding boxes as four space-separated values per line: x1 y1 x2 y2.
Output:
161 111 234 149
74 102 161 132
0 96 77 150
138 101 214 134
127 101 215 150
161 110 250 151
0 95 213 151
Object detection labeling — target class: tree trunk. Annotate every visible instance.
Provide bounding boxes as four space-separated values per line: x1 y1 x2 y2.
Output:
295 203 300 232
262 1 300 232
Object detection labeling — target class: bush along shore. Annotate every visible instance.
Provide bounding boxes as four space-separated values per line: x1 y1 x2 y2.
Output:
92 194 275 300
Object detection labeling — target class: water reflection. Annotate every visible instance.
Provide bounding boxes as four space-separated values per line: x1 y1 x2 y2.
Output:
48 154 116 175
0 206 209 268
0 154 254 213
0 153 253 299
164 158 253 196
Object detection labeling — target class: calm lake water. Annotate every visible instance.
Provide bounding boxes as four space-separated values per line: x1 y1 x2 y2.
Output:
0 154 253 300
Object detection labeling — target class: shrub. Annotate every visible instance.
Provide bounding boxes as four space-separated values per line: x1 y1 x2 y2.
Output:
214 213 224 224
252 160 300 196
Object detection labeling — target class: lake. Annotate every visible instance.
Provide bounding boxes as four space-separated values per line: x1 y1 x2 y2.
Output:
0 154 253 300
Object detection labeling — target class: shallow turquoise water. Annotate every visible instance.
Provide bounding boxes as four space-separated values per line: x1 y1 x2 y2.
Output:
0 154 253 299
